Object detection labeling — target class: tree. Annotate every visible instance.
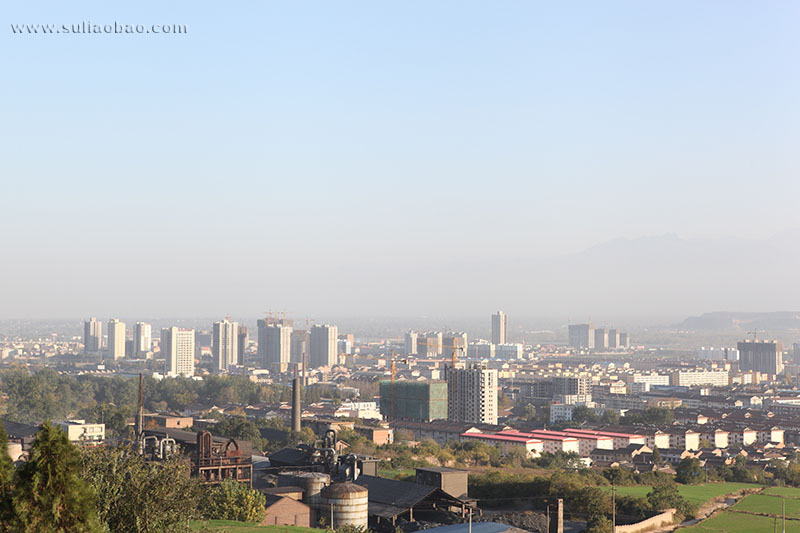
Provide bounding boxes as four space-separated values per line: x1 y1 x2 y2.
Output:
522 404 537 421
675 458 706 485
600 409 620 425
13 421 101 532
200 480 266 522
571 405 599 424
699 438 713 449
82 444 201 533
652 447 662 465
647 482 696 518
0 423 15 532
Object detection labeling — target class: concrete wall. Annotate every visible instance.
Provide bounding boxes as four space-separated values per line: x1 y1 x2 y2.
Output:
615 509 676 533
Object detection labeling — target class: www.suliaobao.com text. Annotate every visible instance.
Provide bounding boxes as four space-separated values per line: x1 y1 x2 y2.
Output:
10 22 188 35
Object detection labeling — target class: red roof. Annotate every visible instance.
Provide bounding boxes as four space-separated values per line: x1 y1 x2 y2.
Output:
461 432 542 444
496 430 578 442
564 428 646 439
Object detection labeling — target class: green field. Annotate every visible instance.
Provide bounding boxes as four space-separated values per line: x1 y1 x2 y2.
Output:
681 511 800 532
764 487 800 498
681 486 800 532
733 494 800 517
190 521 324 533
601 482 759 506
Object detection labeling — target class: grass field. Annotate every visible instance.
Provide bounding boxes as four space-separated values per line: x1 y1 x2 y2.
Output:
190 521 324 533
681 486 800 532
681 511 800 532
601 482 759 506
733 494 800 516
764 487 800 498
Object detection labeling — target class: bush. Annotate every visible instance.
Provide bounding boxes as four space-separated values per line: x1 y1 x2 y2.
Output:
200 480 266 522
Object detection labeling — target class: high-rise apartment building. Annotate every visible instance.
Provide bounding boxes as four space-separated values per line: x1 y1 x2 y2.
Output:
212 318 239 373
162 327 195 377
237 325 248 365
83 317 102 354
134 322 152 355
417 331 443 357
310 324 338 368
491 311 507 345
443 331 468 359
404 331 418 355
619 332 630 348
608 329 619 348
568 323 595 349
445 362 498 425
290 329 309 364
262 322 293 367
594 328 608 350
738 340 784 376
107 319 126 360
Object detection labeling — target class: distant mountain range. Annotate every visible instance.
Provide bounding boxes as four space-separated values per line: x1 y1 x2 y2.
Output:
677 311 800 331
467 230 800 319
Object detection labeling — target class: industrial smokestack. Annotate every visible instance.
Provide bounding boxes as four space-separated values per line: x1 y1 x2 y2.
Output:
291 377 301 433
137 373 144 453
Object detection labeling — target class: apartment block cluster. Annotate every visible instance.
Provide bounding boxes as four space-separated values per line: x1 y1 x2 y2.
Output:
81 316 346 379
567 323 630 350
403 312 524 361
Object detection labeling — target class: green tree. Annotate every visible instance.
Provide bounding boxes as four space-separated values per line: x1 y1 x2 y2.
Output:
0 423 16 532
81 444 201 533
647 482 696 518
570 405 599 424
652 447 662 465
675 457 706 485
200 480 266 522
13 421 100 532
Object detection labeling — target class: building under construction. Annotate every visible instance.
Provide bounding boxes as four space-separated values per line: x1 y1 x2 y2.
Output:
379 380 448 422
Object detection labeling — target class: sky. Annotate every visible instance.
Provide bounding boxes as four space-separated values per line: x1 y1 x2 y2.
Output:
2 1 799 320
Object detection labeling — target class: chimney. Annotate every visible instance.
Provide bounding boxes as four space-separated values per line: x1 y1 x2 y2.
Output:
137 373 144 453
291 377 301 433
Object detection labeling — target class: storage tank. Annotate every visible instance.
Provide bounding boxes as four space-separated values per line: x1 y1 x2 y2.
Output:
277 471 330 510
320 482 368 529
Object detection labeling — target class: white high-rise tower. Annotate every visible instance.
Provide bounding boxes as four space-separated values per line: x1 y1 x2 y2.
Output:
162 327 195 377
212 318 239 373
107 319 126 360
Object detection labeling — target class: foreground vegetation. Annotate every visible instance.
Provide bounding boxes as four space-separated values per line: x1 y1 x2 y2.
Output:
0 422 271 533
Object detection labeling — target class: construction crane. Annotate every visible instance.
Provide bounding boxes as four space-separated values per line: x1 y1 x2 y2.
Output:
747 329 760 341
415 338 466 367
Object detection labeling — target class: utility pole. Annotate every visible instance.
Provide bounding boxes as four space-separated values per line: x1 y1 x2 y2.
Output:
612 483 616 533
468 507 472 533
783 497 786 533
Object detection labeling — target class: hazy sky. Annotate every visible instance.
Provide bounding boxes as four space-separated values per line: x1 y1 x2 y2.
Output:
2 1 799 319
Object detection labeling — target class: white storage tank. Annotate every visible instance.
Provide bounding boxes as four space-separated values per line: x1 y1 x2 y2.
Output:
320 482 369 529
